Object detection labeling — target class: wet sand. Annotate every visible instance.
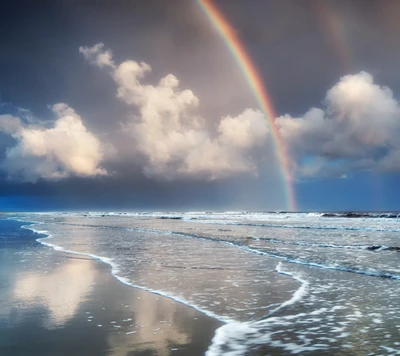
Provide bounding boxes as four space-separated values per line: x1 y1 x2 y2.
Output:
0 220 223 356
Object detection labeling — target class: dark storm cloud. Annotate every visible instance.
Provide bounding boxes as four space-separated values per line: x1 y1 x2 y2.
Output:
0 0 255 123
0 170 286 211
212 0 400 114
2 0 400 116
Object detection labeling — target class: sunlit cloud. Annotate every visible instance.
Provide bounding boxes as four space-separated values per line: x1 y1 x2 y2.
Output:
81 43 269 180
277 71 400 177
0 103 107 182
2 44 399 184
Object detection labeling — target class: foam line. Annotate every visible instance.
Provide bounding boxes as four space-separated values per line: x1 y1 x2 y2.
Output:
206 262 310 356
242 245 400 280
159 228 400 280
191 220 400 233
264 262 309 317
249 236 380 250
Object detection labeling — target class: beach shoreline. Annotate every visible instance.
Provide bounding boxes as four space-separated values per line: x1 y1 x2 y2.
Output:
0 218 223 356
7 211 399 354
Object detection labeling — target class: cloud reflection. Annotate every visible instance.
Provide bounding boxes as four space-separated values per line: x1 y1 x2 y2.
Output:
13 256 95 328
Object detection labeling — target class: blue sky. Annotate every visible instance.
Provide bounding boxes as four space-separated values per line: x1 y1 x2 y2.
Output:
1 0 400 211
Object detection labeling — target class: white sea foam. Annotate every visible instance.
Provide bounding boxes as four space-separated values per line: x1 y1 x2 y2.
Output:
267 262 309 316
380 346 400 354
206 262 310 355
307 212 324 218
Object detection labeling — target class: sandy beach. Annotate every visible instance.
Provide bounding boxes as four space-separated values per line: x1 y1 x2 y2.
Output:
4 211 400 355
0 219 222 356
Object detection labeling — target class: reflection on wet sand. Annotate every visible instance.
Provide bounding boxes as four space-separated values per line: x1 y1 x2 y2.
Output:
0 225 221 355
13 258 95 328
35 218 298 322
106 288 191 356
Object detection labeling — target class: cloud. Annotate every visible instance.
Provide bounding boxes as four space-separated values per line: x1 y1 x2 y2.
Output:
81 43 269 180
277 71 400 177
79 43 115 69
4 44 398 185
0 103 107 182
0 114 22 134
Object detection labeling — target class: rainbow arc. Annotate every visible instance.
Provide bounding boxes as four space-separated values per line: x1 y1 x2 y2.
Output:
197 0 296 211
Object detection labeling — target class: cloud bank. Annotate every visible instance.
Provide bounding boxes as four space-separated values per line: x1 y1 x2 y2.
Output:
277 71 400 177
80 43 269 180
2 43 400 184
0 104 106 182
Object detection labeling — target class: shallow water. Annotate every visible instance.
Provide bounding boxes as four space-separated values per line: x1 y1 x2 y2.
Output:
0 218 221 356
12 211 400 355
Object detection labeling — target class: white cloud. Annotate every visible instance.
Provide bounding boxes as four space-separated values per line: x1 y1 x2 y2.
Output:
276 71 400 177
5 46 397 184
79 43 115 69
0 103 107 182
81 43 269 180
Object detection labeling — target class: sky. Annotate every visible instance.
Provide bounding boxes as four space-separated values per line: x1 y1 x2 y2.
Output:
1 0 400 212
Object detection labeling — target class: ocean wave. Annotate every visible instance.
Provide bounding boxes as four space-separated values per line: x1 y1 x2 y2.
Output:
150 229 400 281
195 221 400 233
265 262 309 317
242 245 400 280
321 212 400 219
206 262 311 356
249 236 400 252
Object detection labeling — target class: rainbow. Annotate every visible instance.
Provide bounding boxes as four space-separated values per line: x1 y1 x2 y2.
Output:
312 0 352 73
197 0 296 211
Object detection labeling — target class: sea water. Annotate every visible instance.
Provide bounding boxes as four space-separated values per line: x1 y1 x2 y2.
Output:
11 211 400 355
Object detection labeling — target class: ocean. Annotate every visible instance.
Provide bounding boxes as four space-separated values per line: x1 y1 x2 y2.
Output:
5 211 400 355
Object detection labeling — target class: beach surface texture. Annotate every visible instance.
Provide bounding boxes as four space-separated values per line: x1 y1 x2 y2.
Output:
2 211 400 355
